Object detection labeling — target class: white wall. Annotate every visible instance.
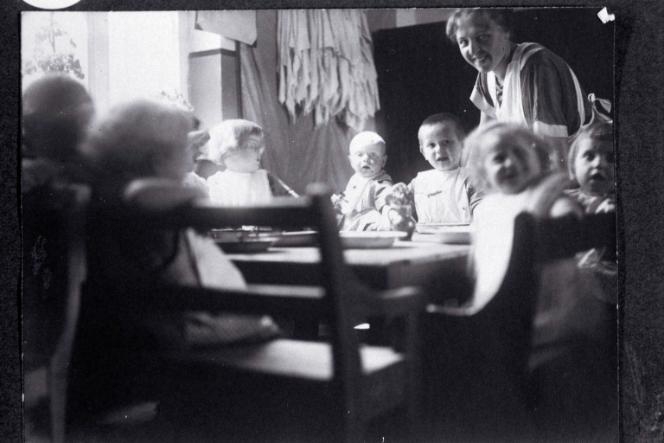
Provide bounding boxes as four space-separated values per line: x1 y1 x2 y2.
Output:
107 12 183 105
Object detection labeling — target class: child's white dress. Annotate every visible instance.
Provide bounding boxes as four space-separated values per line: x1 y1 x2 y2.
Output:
408 168 479 224
207 169 272 206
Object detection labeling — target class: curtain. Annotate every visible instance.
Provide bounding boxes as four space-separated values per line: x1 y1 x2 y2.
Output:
277 9 380 131
239 10 356 194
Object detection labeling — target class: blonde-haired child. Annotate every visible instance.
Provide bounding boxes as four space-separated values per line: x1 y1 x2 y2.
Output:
203 119 297 205
462 122 588 313
409 113 481 224
204 119 271 205
333 131 394 231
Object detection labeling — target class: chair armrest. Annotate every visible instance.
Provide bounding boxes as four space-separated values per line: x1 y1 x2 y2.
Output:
357 286 426 318
151 284 326 319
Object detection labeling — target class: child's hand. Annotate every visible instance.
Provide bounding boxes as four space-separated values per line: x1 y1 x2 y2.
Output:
596 199 616 213
331 193 347 213
528 173 573 217
385 182 412 206
188 129 211 154
386 207 405 226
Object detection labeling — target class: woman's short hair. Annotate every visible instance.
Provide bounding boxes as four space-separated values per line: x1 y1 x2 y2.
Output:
567 120 614 180
445 8 514 44
464 121 552 192
83 99 194 186
22 74 94 161
204 119 265 165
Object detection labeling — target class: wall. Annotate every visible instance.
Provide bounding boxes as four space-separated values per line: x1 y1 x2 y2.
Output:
366 8 453 32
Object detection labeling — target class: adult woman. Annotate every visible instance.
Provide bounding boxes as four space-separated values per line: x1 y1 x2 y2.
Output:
446 8 590 167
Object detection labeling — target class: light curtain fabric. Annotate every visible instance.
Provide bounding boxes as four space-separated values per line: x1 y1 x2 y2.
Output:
239 11 355 194
277 9 380 131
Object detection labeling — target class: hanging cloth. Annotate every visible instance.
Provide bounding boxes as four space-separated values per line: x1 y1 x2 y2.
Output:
277 9 380 131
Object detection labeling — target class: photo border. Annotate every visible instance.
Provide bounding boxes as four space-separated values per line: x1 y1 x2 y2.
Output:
3 1 662 441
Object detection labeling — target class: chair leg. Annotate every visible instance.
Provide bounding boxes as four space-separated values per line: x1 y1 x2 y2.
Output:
405 313 423 441
48 365 67 443
342 414 364 443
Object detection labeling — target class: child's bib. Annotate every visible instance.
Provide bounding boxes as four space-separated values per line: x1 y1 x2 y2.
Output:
207 169 272 206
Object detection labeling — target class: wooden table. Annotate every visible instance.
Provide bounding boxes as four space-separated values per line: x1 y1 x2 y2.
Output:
228 240 471 305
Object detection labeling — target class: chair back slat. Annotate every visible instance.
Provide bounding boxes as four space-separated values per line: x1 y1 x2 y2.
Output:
105 196 318 231
535 212 616 262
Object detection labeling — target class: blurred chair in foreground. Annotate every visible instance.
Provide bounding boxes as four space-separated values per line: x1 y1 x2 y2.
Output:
423 211 617 442
69 183 425 443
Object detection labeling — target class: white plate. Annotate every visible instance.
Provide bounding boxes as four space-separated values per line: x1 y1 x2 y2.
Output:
215 239 276 253
339 231 408 249
413 224 472 244
272 230 318 247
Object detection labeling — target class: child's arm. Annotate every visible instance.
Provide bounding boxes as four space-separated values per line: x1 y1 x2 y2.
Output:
267 172 300 197
464 177 483 217
549 196 584 218
407 180 419 222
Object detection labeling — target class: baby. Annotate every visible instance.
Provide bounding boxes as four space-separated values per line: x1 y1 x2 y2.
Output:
333 131 393 231
566 120 617 302
204 119 297 205
409 113 481 224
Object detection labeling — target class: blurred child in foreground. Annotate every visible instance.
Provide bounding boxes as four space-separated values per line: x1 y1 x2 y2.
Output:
72 100 279 416
22 74 95 194
452 121 614 439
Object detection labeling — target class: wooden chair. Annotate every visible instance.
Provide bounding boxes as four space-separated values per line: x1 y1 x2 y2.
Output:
72 183 425 443
22 183 90 443
422 211 617 441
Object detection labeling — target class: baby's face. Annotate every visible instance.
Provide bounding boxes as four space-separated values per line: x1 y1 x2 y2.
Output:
482 135 542 194
224 136 264 172
573 137 615 196
419 123 462 171
349 142 386 178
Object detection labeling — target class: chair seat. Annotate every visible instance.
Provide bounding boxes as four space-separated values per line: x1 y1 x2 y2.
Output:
164 338 404 382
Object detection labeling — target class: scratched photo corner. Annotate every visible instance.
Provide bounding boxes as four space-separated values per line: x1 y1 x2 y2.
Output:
13 2 662 443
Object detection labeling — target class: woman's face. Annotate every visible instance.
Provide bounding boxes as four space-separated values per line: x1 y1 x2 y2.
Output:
454 12 512 76
482 134 542 194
